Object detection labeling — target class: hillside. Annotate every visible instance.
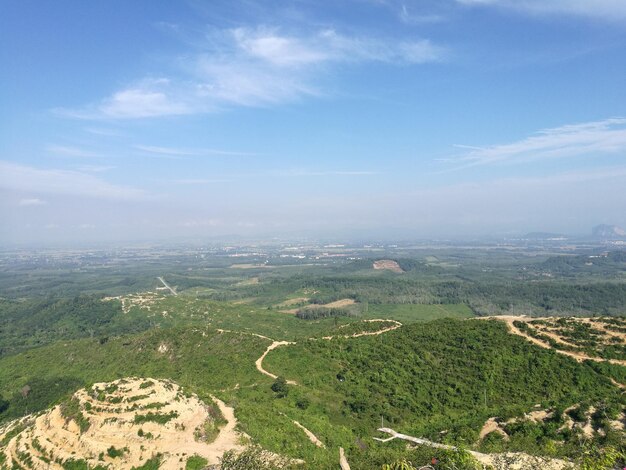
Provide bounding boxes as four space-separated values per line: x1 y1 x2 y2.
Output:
1 248 626 469
0 316 624 468
0 378 239 469
593 225 626 240
263 319 624 465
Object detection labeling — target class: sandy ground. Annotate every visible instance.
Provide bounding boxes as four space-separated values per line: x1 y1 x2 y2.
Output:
372 260 404 273
376 427 572 470
477 316 626 367
281 298 357 314
234 276 260 286
478 417 509 441
339 447 351 470
0 378 243 470
478 403 626 447
103 292 162 313
230 263 269 269
276 297 310 307
323 299 356 308
580 318 626 343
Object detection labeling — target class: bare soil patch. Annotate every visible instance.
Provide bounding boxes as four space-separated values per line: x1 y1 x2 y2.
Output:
323 298 356 308
373 260 404 273
478 316 626 367
102 292 162 313
0 378 244 469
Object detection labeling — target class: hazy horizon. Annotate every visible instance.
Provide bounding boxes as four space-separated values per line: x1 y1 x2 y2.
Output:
2 1 626 245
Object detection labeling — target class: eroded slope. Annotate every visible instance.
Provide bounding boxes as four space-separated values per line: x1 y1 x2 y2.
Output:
0 378 242 470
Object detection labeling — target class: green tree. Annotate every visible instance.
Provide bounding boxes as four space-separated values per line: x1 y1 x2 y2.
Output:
271 376 288 398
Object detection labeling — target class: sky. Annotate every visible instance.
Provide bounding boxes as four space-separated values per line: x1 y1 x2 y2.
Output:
1 0 626 245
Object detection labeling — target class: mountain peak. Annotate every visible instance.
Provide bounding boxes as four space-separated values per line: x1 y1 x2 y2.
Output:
592 224 626 239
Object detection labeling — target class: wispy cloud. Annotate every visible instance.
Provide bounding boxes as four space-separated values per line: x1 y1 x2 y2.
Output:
84 127 124 137
58 27 445 119
0 161 150 201
98 82 192 118
75 165 116 173
275 169 379 177
134 145 256 157
230 27 445 66
18 198 47 206
57 79 194 119
46 144 101 158
450 118 626 168
171 178 234 185
456 0 626 20
399 4 445 24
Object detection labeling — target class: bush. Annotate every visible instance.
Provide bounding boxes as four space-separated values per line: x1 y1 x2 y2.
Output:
220 446 290 469
106 446 126 458
185 455 208 470
295 397 310 410
271 377 288 398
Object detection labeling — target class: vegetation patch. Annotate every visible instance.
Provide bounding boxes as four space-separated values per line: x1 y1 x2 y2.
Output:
185 455 208 470
60 398 90 433
133 411 179 425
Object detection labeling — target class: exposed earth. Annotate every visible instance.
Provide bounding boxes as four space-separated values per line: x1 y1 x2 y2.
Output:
0 378 242 470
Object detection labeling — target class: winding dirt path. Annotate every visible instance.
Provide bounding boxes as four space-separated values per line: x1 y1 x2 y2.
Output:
321 319 403 340
255 341 297 384
254 320 403 385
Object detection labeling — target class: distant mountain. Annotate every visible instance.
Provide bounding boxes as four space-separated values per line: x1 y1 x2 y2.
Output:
592 224 626 240
523 232 568 240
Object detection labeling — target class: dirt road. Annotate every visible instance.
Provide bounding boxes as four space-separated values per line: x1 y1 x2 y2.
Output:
480 316 626 367
255 341 297 384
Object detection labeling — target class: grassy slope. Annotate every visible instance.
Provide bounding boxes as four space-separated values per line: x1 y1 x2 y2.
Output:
362 303 473 323
263 319 623 460
1 318 624 469
0 327 269 420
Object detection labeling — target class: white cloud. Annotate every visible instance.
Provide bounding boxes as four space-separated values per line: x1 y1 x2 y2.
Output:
100 88 190 119
232 27 329 66
84 127 123 137
46 145 101 158
276 169 379 177
75 165 115 173
451 118 626 168
59 27 445 119
57 79 196 119
18 198 47 206
231 27 445 66
399 4 444 24
134 145 256 157
0 161 150 201
171 178 234 185
456 0 626 20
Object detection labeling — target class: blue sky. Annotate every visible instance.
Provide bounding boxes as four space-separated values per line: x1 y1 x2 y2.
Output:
2 0 626 244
